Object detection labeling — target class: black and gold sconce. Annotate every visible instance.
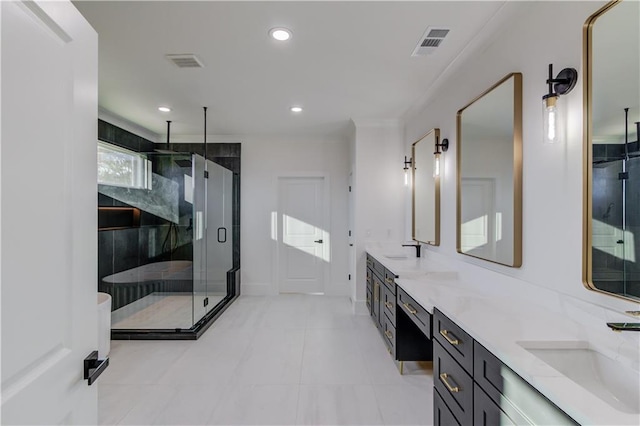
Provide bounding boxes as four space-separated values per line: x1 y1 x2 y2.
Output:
542 63 578 144
403 156 412 186
433 138 449 177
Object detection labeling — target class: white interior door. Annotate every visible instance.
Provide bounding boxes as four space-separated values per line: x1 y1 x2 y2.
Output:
278 177 326 294
461 178 496 257
1 1 99 424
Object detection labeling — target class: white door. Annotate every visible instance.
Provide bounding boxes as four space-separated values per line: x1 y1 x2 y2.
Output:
278 177 326 293
460 178 496 257
1 1 99 424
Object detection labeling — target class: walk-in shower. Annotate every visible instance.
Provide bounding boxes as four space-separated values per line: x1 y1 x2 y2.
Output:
97 120 240 339
592 118 640 299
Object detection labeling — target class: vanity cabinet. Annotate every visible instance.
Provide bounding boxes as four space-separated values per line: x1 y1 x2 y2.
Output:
433 309 578 426
366 253 433 367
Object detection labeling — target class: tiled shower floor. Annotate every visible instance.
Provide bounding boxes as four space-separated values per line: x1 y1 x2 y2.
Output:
99 294 434 425
111 292 225 329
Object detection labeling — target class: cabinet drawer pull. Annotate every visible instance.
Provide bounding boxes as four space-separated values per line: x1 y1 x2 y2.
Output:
403 302 417 315
374 283 379 301
440 329 460 345
385 277 394 284
385 330 393 339
385 301 393 309
439 373 460 393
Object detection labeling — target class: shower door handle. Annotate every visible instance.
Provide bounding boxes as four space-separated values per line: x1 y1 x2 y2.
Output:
217 227 227 243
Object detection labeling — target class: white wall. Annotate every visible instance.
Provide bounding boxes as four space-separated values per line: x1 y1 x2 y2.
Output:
351 120 406 313
240 134 350 296
403 0 639 312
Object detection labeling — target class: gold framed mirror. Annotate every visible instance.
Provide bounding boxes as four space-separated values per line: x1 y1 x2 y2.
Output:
456 73 523 267
584 0 640 301
412 128 440 245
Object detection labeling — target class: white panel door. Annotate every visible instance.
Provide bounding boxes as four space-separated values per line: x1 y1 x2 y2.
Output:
461 178 496 258
278 177 326 293
1 1 98 424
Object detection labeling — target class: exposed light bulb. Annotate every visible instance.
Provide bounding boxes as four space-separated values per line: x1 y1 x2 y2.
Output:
433 154 441 177
543 96 559 144
158 106 171 112
404 170 409 186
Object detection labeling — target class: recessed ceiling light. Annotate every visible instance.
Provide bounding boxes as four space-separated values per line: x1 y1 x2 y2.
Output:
270 27 292 41
290 106 303 113
158 106 171 112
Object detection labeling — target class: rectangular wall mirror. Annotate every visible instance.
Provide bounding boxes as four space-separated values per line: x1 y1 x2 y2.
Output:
457 73 522 267
584 0 640 301
412 128 440 245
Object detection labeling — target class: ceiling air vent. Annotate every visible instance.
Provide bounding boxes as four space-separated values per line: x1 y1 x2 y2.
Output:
165 54 204 68
412 27 450 56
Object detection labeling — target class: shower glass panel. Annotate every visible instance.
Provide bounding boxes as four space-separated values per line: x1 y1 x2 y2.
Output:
192 154 208 324
205 160 234 313
592 155 640 298
101 152 196 330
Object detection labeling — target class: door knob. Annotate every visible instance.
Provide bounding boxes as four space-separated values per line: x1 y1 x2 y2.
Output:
314 239 323 243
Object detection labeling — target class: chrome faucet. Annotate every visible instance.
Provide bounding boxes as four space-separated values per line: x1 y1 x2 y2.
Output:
402 243 421 258
606 322 640 332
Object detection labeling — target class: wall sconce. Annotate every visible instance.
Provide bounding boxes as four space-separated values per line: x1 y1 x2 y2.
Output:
403 156 412 186
433 138 449 177
542 63 577 144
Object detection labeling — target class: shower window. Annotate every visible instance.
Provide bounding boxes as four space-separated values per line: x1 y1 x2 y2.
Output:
98 141 152 189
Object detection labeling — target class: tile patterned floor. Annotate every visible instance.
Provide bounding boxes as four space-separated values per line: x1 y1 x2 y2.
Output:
99 294 434 425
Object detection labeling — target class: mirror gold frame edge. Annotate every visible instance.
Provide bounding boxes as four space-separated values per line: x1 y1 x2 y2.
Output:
412 128 440 246
582 0 634 302
455 72 523 267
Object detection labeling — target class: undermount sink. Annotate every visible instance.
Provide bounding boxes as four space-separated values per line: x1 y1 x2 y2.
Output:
518 341 640 414
383 253 408 259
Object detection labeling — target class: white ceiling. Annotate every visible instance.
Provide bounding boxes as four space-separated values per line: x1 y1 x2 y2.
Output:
73 1 507 139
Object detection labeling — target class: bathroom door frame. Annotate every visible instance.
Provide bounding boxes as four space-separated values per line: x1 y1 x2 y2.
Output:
273 174 331 294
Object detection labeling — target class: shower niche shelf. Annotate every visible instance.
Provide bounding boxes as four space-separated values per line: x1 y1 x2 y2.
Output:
98 206 141 231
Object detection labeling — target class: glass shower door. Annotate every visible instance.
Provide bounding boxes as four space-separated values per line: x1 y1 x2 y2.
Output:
205 160 234 312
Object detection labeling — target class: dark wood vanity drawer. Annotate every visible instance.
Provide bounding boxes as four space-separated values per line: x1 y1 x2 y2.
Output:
434 308 473 374
434 389 461 426
372 275 383 329
382 313 396 358
434 340 473 426
383 269 397 293
397 287 431 338
473 383 518 426
367 254 385 279
473 340 505 404
382 283 396 326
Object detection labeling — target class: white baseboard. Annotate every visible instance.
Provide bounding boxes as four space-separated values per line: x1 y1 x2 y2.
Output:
351 298 369 315
241 283 276 296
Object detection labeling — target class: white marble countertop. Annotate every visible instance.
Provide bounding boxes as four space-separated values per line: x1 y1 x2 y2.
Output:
366 246 640 426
